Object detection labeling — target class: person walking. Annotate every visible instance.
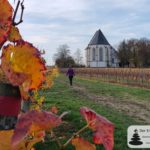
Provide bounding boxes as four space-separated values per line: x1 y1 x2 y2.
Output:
66 66 75 86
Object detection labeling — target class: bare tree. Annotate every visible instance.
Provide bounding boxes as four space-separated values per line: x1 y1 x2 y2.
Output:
117 40 131 67
53 44 75 67
117 38 150 67
54 44 70 61
74 49 83 66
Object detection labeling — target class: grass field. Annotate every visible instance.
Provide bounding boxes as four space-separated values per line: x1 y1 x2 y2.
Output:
35 74 150 150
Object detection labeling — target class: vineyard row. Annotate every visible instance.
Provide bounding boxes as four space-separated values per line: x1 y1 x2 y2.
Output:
61 68 150 89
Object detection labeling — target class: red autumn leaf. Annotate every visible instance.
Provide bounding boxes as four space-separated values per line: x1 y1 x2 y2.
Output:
0 0 13 47
80 107 115 150
11 110 62 147
72 137 96 150
35 131 45 138
92 131 102 144
80 107 97 128
8 26 22 42
50 106 58 114
1 41 46 91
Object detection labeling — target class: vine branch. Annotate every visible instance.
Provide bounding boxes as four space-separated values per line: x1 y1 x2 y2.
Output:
12 0 25 26
51 131 62 149
62 124 89 149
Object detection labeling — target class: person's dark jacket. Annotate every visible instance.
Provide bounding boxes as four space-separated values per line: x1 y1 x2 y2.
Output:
66 68 75 76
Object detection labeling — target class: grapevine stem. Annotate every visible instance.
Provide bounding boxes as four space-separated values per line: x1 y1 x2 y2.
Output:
12 0 20 24
51 131 62 149
12 0 25 26
62 124 89 149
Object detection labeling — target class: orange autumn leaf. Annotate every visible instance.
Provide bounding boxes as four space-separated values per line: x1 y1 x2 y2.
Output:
0 0 13 47
0 67 8 83
19 85 31 100
15 131 45 150
1 41 46 91
8 26 22 43
80 107 115 150
22 135 43 150
11 110 62 148
11 41 46 90
41 67 59 89
42 72 54 89
0 130 14 150
0 130 43 150
72 137 96 150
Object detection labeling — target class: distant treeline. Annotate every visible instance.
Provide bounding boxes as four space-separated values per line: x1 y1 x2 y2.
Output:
53 38 150 68
117 38 150 67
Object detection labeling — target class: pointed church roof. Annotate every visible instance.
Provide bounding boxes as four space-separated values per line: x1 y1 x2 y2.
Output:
88 29 110 45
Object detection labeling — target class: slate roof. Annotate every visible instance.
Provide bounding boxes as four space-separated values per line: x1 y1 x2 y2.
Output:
88 29 110 45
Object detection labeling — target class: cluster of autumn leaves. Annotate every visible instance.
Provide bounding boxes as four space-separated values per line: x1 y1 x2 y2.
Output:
11 107 114 150
0 0 47 99
0 0 114 150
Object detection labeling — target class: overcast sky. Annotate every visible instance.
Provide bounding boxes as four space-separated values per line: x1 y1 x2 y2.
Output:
9 0 150 65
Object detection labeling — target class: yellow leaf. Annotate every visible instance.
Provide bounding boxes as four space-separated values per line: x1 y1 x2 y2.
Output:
1 44 29 86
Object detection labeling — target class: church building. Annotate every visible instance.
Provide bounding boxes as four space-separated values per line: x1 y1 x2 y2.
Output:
85 29 118 67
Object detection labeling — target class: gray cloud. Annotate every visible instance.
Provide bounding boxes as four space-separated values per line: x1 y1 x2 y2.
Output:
9 0 150 65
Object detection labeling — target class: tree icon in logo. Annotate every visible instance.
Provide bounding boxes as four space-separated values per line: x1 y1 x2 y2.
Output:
129 129 143 145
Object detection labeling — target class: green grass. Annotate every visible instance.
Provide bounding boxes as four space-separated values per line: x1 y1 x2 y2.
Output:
74 76 150 102
35 75 148 150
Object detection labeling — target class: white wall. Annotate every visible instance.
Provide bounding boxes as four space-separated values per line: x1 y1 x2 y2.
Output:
89 61 106 67
86 44 115 67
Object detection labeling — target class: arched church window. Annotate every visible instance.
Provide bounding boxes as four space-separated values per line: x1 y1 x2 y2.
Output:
99 47 103 61
92 48 96 61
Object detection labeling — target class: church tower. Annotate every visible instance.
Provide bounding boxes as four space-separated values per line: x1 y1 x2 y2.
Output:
85 29 118 67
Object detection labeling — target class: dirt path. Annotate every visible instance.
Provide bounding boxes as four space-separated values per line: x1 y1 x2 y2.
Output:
59 79 150 124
